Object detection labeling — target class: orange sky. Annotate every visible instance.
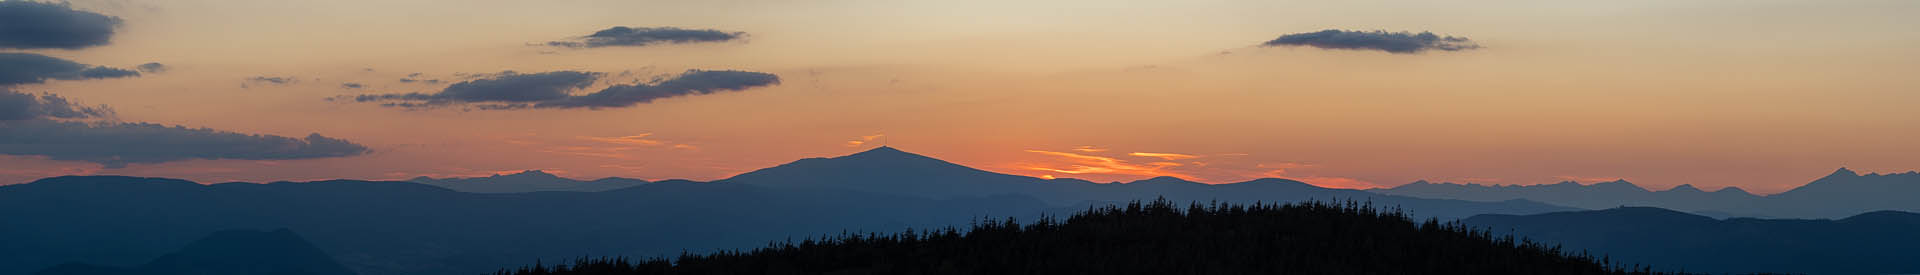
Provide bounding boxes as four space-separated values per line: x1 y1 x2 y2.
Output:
4 0 1919 194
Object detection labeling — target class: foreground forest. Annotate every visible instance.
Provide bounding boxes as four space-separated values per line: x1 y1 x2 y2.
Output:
498 200 1674 275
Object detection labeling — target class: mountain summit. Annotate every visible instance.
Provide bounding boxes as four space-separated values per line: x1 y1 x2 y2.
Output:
723 146 1054 199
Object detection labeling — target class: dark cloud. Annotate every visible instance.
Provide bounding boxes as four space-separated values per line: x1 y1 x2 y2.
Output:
1262 30 1479 54
136 62 167 73
0 1 123 50
241 76 297 88
340 82 364 89
246 76 295 84
0 89 114 121
547 26 745 48
399 73 441 84
537 70 781 109
0 119 371 168
0 53 141 86
353 69 779 110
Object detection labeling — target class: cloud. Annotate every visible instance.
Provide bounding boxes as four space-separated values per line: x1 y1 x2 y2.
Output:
244 76 296 85
340 82 364 89
0 1 123 50
399 73 441 84
581 134 664 146
0 119 371 168
845 134 884 147
0 53 141 86
547 26 746 48
0 89 114 121
136 62 166 73
353 69 780 110
1262 29 1479 54
1071 145 1107 152
1023 150 1195 179
1129 152 1199 160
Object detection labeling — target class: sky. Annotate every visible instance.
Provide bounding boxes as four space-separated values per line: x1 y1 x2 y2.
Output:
2 0 1918 194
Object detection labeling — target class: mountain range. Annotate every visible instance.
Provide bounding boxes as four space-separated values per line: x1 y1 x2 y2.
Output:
1466 207 1920 274
0 147 1574 275
34 229 356 275
1373 167 1920 218
408 170 649 193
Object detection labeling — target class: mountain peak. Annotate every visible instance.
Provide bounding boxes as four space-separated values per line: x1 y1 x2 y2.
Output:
502 170 558 178
1128 176 1200 185
839 146 937 161
1589 179 1648 192
1827 167 1859 178
1667 184 1703 192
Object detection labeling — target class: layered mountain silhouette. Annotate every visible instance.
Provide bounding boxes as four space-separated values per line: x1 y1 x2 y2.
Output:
1466 207 1920 274
1374 179 1762 218
35 229 356 275
1374 167 1920 218
407 170 648 193
499 200 1668 275
724 146 1574 218
0 147 1573 275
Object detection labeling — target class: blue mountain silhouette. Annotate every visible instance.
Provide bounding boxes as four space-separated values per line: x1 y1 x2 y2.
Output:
34 229 356 275
408 170 649 193
1465 207 1920 274
1373 167 1920 218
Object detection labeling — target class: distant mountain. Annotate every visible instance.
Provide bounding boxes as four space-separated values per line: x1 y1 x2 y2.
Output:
408 170 648 193
0 176 1049 275
1377 167 1920 219
1760 168 1920 218
1465 207 1920 275
499 200 1664 275
35 229 356 275
0 147 1573 275
1373 179 1763 217
728 146 1577 218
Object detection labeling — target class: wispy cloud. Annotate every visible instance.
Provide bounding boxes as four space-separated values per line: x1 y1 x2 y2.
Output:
581 134 664 146
845 134 884 147
350 69 780 110
1022 150 1195 180
1262 29 1479 54
1129 152 1199 160
547 26 746 48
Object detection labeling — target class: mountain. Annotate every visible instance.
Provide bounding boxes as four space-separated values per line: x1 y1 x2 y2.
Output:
35 229 356 275
0 176 1049 275
1374 179 1763 217
1465 207 1920 274
728 146 1577 218
498 200 1663 275
0 147 1574 275
1377 167 1920 219
1759 168 1920 218
408 170 648 193
723 146 1070 199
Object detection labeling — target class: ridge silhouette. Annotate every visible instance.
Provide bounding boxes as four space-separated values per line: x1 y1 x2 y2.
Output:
35 229 356 275
1467 207 1920 274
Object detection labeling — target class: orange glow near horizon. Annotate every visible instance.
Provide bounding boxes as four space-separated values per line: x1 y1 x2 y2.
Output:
0 0 1915 196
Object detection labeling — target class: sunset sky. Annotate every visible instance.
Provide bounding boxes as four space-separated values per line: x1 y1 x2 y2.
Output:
3 0 1918 193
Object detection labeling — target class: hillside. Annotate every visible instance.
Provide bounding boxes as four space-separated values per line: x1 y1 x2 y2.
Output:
497 200 1667 275
0 148 1574 275
1465 207 1920 274
35 229 355 275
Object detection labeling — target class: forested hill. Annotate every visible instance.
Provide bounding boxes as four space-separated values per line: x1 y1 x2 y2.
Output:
497 200 1674 275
